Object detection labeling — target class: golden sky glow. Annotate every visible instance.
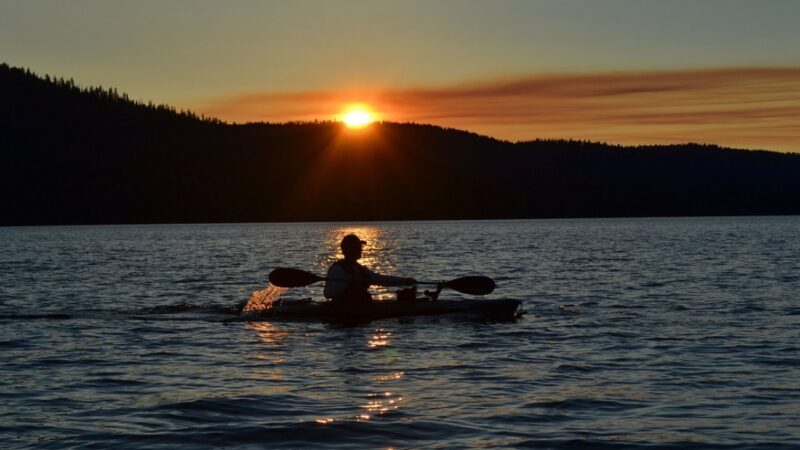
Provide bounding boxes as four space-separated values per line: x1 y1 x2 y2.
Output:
5 2 799 152
198 67 800 152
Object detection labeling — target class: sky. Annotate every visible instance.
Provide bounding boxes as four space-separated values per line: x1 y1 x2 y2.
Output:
2 0 799 151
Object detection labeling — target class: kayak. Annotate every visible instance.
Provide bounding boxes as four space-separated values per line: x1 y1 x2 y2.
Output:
263 298 521 321
259 298 522 321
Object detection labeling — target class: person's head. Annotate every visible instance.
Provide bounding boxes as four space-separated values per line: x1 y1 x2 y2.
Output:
340 234 366 260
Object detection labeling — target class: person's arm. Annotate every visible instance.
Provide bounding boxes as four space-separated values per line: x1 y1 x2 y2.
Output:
364 267 416 287
323 264 350 299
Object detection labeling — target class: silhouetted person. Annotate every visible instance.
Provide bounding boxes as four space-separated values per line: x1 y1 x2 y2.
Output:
324 234 416 305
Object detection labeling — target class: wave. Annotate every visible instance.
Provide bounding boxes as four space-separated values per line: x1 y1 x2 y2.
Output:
0 301 245 323
144 302 243 315
0 313 72 321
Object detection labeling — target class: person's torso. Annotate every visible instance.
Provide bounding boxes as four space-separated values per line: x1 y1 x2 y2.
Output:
331 260 372 305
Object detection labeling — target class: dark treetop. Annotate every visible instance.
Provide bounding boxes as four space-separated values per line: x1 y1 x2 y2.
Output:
2 62 799 225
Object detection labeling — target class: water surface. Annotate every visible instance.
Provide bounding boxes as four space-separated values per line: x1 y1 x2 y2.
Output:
1 218 799 448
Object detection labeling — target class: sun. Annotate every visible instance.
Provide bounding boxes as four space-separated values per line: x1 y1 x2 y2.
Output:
342 109 374 128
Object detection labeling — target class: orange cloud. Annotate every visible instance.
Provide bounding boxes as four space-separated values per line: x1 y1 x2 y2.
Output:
196 68 800 152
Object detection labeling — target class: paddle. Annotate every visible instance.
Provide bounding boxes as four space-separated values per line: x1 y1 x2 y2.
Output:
268 267 495 295
269 267 325 287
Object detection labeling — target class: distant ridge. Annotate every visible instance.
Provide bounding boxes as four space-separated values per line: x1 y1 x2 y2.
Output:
2 63 799 225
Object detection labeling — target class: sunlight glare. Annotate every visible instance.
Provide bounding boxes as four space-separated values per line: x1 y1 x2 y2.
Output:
342 109 373 128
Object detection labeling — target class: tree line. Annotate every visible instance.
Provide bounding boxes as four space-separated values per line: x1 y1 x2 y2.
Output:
2 63 799 225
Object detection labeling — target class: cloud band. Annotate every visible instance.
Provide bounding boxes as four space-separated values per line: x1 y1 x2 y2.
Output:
197 67 800 152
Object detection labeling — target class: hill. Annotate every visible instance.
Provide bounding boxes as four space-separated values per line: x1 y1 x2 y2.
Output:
2 63 799 225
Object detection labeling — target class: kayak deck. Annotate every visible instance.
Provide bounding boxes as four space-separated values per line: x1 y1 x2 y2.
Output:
262 298 522 321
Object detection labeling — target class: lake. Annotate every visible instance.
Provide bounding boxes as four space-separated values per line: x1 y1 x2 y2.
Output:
1 218 799 449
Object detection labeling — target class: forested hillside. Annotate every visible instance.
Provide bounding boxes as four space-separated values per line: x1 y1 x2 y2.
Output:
2 63 799 225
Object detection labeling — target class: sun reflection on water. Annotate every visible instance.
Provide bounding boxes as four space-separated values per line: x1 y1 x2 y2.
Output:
246 321 288 366
360 391 405 419
313 354 408 426
374 371 404 381
368 329 392 348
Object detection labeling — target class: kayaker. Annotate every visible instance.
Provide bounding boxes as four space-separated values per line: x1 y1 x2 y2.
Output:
324 234 416 305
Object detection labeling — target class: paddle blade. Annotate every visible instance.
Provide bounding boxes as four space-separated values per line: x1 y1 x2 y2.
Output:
268 268 324 288
444 276 495 295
